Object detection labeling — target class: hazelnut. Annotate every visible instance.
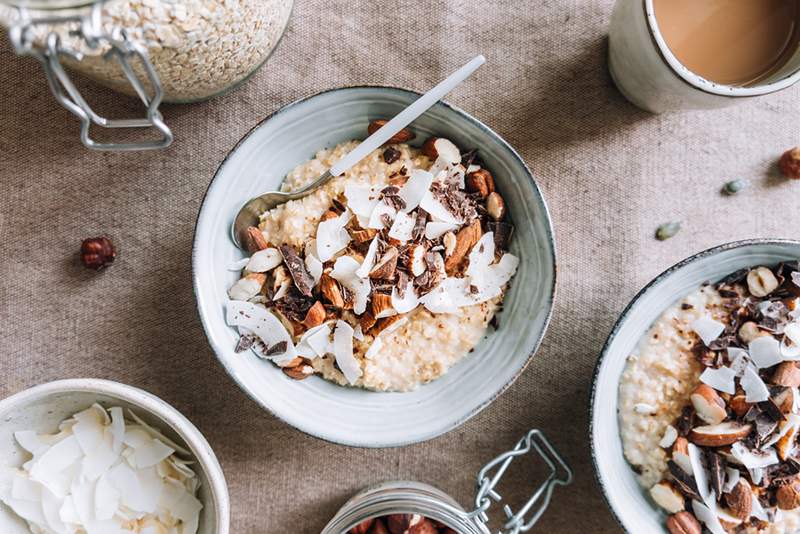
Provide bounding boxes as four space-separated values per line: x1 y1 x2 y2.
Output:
282 363 314 381
465 169 492 197
486 192 506 221
690 384 727 425
747 266 780 297
368 120 414 145
725 478 752 520
80 236 116 270
780 146 800 180
776 479 800 510
666 511 701 534
385 514 415 534
738 321 766 344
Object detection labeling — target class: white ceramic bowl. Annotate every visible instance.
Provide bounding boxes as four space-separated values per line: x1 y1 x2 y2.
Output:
0 379 230 534
591 239 800 532
193 86 556 447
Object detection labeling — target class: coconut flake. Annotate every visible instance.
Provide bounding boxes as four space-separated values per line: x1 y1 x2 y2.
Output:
364 336 383 360
782 323 800 359
316 210 352 262
751 490 769 520
741 365 770 402
763 414 800 448
431 138 461 165
659 425 678 448
391 281 419 314
749 336 783 368
691 501 725 534
398 169 433 212
333 320 361 385
387 211 416 243
355 238 380 279
699 366 736 394
688 443 713 505
344 184 380 218
330 256 370 314
304 240 323 285
226 300 296 362
227 257 250 271
722 467 740 493
691 316 726 346
245 248 282 273
306 323 333 357
424 221 459 240
728 348 750 376
353 325 364 342
366 201 396 230
419 191 460 224
730 442 779 469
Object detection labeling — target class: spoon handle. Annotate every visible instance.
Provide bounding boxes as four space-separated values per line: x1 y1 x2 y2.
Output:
329 55 485 177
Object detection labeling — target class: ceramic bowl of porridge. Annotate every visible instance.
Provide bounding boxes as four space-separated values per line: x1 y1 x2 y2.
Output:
193 86 556 447
591 239 800 533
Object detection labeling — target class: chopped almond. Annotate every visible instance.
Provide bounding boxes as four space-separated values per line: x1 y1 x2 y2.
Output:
244 226 270 253
320 274 345 308
302 301 326 329
444 220 481 275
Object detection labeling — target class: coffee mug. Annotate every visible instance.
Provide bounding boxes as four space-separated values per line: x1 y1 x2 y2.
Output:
609 0 800 113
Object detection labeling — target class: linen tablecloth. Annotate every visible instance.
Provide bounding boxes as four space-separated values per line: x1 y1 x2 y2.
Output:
1 0 799 531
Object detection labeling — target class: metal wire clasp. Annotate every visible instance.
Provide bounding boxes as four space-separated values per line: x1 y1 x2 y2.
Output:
7 1 173 150
467 430 573 534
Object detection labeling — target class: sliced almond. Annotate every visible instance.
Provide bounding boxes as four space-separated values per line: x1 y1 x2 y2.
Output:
351 228 378 244
244 226 270 253
672 437 692 475
228 273 267 301
442 231 457 257
407 244 427 277
320 274 345 308
367 119 414 144
371 293 395 319
277 356 303 369
302 301 326 329
773 362 800 388
724 478 752 521
689 422 752 447
369 247 398 280
649 481 685 514
282 363 314 381
691 384 727 425
444 220 482 275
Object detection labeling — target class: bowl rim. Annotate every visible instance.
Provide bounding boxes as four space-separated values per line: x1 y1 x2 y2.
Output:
191 84 558 447
589 237 800 532
0 378 231 534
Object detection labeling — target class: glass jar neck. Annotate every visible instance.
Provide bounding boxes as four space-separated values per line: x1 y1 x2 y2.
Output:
0 0 100 10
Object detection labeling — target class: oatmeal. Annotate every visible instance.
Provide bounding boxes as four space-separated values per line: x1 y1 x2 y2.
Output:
619 263 800 533
225 125 519 392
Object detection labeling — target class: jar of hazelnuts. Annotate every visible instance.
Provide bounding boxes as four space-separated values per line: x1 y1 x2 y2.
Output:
321 431 572 534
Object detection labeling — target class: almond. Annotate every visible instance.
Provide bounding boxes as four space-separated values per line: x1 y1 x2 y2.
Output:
371 293 395 319
666 511 701 534
442 231 457 257
777 479 800 510
407 244 427 277
282 363 314 381
690 384 727 425
244 226 270 253
360 311 377 332
739 321 767 344
465 170 490 197
775 387 796 414
351 228 378 244
320 274 345 308
773 362 800 387
689 421 752 447
369 314 404 337
407 519 437 534
369 247 398 280
486 191 506 221
228 272 267 301
444 220 482 275
302 301 326 329
320 210 339 222
649 481 685 514
672 437 692 475
421 137 460 164
729 394 752 417
777 422 799 460
277 356 303 368
367 119 414 145
725 478 752 520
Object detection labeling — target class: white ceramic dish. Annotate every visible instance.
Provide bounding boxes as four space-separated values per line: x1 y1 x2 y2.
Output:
0 379 230 534
192 86 556 448
591 239 800 532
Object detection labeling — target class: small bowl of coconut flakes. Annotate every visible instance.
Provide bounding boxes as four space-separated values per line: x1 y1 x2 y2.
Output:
0 378 229 534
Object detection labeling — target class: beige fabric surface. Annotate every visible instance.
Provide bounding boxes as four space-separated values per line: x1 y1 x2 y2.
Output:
1 0 799 532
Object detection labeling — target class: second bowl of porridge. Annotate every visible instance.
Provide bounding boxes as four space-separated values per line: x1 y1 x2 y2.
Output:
193 87 556 447
592 240 800 533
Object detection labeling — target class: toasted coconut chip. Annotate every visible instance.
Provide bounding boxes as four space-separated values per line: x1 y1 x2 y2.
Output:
246 248 282 273
424 221 458 240
304 240 323 285
730 442 779 469
367 201 396 230
333 320 361 385
782 323 800 359
353 324 365 341
750 489 769 520
419 191 461 225
295 322 332 358
722 467 740 493
692 500 726 534
316 210 352 262
330 256 371 315
398 169 434 212
344 184 380 218
700 366 736 394
749 336 783 368
391 281 419 314
226 301 296 362
355 237 380 278
742 365 770 402
728 348 750 376
227 257 250 271
466 232 496 285
364 336 383 360
306 323 333 357
691 316 726 346
387 211 416 243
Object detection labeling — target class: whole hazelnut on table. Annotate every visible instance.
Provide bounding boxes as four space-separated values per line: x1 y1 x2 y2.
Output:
80 236 116 270
780 146 800 179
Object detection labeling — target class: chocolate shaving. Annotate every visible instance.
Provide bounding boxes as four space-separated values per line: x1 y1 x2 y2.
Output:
759 398 787 423
676 406 695 436
271 286 314 322
486 221 514 252
668 460 702 500
379 186 407 212
412 209 428 242
279 244 315 297
461 148 479 167
754 414 778 445
265 341 288 356
380 213 393 229
383 146 401 164
707 451 726 499
430 181 478 222
708 335 738 351
681 303 694 310
234 334 256 353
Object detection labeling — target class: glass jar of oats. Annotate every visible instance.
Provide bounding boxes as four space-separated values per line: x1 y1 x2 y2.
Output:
1 0 293 149
321 431 573 534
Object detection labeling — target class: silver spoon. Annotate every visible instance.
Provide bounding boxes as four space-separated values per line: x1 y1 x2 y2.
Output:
231 55 485 249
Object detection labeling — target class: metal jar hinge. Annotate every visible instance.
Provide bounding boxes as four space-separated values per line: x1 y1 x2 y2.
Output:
7 1 172 150
467 430 573 534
